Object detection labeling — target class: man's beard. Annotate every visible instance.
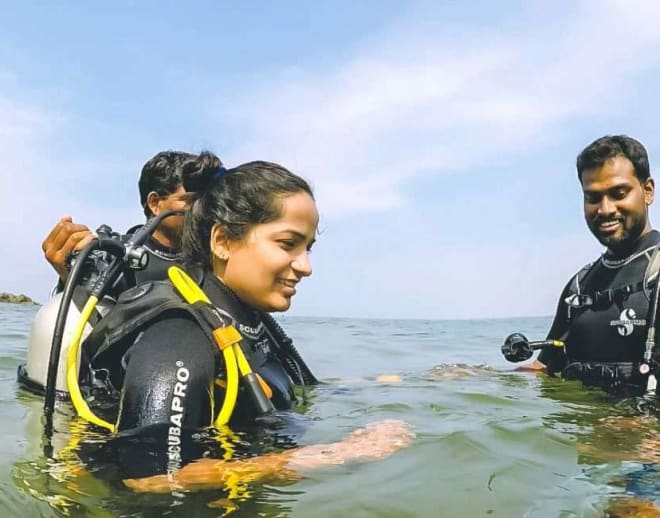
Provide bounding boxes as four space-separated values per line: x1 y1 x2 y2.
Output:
160 218 184 249
589 216 646 255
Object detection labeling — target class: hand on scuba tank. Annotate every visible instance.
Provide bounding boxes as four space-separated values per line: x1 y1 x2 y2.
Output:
42 216 95 282
501 333 534 363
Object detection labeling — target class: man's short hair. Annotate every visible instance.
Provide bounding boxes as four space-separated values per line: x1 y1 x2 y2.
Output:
576 135 650 183
138 151 222 217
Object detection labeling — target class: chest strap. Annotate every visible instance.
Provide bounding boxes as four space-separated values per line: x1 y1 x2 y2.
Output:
566 245 660 312
565 281 645 310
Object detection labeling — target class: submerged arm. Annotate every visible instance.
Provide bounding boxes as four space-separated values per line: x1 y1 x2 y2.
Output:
124 419 413 493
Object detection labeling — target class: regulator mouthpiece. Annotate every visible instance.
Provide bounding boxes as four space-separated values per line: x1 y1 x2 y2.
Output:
501 333 533 363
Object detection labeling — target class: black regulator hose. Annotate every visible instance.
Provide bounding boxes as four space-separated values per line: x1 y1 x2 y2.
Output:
261 312 318 385
126 210 180 246
44 238 126 419
43 239 101 418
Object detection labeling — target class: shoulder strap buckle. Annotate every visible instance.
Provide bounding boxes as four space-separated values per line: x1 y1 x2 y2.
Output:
565 293 593 308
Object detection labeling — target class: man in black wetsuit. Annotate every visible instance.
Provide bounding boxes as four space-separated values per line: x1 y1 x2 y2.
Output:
42 150 222 287
531 135 658 392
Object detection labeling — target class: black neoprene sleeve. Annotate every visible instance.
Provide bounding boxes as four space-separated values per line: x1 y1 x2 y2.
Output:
117 315 217 432
538 281 571 373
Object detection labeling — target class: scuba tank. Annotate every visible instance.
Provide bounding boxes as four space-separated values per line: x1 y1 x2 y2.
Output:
19 291 97 396
19 224 122 397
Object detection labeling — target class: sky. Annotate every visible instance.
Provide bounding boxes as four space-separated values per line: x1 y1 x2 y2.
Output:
3 0 660 319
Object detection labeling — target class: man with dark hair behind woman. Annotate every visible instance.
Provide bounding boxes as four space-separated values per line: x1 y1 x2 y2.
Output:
42 150 222 286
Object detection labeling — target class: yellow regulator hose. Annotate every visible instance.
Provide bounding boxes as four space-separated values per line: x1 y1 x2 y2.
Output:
66 295 116 432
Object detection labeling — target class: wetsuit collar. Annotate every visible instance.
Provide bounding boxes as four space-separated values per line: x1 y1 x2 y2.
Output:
200 270 260 321
143 234 182 261
602 229 660 268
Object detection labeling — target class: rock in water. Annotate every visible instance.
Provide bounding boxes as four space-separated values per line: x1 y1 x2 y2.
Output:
0 292 39 305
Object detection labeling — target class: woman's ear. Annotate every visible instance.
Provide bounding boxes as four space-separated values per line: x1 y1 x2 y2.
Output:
210 223 230 261
146 192 161 216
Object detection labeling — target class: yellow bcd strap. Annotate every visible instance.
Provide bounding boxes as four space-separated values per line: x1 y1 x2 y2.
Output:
168 266 245 427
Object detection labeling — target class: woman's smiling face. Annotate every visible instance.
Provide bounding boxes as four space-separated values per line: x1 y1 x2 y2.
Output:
213 191 319 312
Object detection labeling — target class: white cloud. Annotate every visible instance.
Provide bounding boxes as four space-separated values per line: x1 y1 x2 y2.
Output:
219 0 660 218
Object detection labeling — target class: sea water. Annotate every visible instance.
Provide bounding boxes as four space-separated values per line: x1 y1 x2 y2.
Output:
2 302 659 517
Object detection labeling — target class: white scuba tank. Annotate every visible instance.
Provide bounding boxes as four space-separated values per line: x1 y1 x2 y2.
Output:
24 292 112 394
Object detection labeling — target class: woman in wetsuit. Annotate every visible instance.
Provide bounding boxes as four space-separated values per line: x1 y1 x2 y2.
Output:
104 161 317 433
79 160 411 488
